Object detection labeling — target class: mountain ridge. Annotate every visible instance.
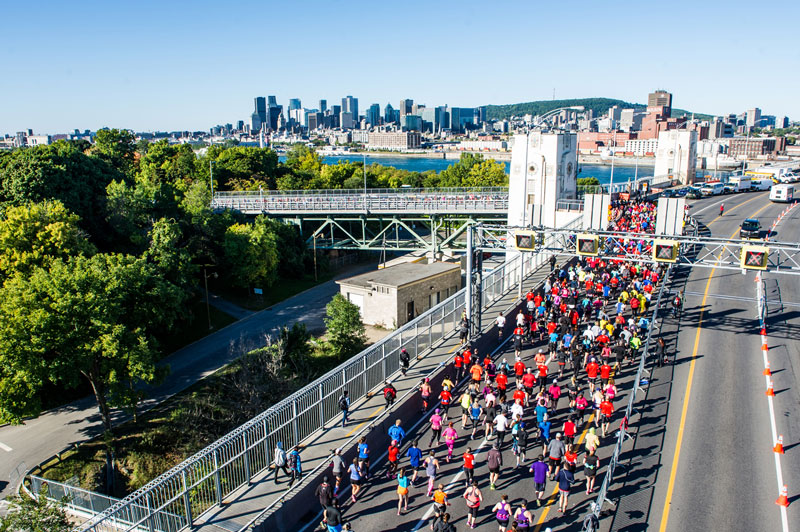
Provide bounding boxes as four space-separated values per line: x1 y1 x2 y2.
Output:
485 97 712 121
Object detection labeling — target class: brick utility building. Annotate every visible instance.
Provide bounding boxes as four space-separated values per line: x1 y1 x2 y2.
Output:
336 262 461 329
728 137 785 158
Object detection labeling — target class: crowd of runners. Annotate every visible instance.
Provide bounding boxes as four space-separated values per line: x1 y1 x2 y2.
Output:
290 199 666 532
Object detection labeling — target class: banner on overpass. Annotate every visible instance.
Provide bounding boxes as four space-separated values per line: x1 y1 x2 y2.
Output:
582 194 611 230
656 197 686 236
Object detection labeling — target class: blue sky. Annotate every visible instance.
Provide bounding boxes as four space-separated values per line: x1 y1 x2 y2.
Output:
2 0 798 134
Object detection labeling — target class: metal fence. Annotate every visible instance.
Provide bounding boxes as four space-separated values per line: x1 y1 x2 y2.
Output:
33 232 566 532
211 187 509 215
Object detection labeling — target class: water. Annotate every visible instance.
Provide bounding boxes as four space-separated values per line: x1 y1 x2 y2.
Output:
278 154 731 185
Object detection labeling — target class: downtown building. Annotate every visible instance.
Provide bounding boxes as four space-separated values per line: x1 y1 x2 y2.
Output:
368 131 422 151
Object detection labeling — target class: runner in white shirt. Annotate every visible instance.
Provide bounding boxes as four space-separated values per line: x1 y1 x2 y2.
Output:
493 412 510 449
496 313 506 339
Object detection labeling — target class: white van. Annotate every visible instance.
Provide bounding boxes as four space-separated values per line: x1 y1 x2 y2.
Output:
770 184 794 203
751 178 774 192
700 182 724 196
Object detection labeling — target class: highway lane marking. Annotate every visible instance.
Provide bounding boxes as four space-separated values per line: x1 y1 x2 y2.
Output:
658 197 773 532
0 441 12 452
532 413 596 532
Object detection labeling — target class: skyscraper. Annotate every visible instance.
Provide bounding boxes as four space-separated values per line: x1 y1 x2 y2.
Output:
399 99 413 117
319 99 327 114
252 97 267 131
367 104 381 126
342 96 359 125
289 98 302 110
384 103 395 124
746 108 762 129
647 90 672 117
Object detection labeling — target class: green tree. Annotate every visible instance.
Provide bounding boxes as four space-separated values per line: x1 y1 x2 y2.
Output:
577 177 601 194
324 294 366 359
0 487 72 532
0 141 120 233
92 128 137 177
0 200 95 281
222 216 280 289
206 147 279 191
0 253 179 489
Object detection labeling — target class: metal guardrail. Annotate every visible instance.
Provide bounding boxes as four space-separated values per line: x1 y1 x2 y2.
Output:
582 217 695 531
211 187 509 215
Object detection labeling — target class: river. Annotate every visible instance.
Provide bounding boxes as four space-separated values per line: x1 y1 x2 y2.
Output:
278 155 731 185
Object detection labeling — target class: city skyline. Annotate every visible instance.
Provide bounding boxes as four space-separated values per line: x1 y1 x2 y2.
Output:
2 0 798 133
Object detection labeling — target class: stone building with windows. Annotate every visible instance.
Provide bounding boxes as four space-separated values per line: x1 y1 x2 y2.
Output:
336 262 461 329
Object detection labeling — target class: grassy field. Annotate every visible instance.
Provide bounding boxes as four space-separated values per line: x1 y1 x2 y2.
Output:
159 299 238 354
216 272 335 311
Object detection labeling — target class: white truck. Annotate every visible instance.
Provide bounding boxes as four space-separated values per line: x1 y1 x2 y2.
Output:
728 176 752 192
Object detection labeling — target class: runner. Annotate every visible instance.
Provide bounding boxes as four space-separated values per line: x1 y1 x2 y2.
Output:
514 421 528 467
470 361 483 384
462 447 476 485
323 500 344 532
487 443 503 490
556 464 575 513
347 457 363 503
429 408 443 447
600 395 614 437
586 357 599 394
314 476 334 511
529 455 549 507
439 386 453 421
430 484 451 529
422 450 441 497
563 416 576 447
492 494 512 532
494 409 509 449
460 390 472 429
357 437 370 479
496 312 507 340
396 468 410 515
406 440 423 486
432 512 455 532
386 440 400 479
583 448 599 494
584 427 600 454
331 447 346 496
338 390 350 427
454 350 464 382
463 480 483 529
514 357 526 385
443 422 458 462
468 399 483 439
547 433 566 480
388 419 406 447
513 500 534 530
719 202 724 215
420 378 432 412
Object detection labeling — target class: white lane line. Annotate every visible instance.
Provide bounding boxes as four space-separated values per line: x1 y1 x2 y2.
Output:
0 441 13 452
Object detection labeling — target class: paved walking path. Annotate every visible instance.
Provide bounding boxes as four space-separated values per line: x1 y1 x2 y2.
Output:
191 263 555 532
0 262 377 500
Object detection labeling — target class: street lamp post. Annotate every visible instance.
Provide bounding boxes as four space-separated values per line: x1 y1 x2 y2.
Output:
363 153 368 212
203 266 218 331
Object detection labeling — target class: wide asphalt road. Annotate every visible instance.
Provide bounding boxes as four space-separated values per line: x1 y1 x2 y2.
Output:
0 262 377 499
651 190 800 531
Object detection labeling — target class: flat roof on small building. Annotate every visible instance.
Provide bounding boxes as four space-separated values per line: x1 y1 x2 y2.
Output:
337 262 460 289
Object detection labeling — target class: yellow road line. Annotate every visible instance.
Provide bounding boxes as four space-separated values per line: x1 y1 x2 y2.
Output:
658 197 772 532
533 413 596 531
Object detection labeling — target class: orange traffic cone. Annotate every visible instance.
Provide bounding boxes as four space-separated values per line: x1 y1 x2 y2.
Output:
774 435 785 454
776 485 789 507
766 380 775 396
762 343 769 351
761 327 767 336
764 362 772 376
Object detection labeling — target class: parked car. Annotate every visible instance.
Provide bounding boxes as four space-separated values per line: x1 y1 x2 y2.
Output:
686 187 702 199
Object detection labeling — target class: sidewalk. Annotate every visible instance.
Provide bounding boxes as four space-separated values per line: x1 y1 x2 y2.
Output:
192 263 556 532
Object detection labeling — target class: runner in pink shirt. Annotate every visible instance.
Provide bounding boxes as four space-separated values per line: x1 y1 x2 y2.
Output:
443 422 458 462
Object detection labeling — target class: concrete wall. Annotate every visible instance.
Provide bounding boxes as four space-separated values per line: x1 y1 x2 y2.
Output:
394 270 461 328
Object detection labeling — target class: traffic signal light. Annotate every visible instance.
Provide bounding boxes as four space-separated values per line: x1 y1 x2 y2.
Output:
514 231 536 251
741 245 769 270
576 234 599 256
653 240 678 263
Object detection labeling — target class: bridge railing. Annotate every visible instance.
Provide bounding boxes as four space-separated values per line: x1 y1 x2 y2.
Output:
63 225 582 532
211 187 510 214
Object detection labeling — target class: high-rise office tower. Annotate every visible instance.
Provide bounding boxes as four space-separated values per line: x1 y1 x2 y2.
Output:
647 90 672 117
746 108 762 129
267 95 278 107
399 99 413 117
252 96 267 131
289 98 302 110
367 103 381 126
384 103 396 124
342 96 359 125
319 99 327 114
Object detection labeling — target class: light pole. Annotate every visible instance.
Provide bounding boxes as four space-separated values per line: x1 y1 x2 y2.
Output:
363 153 368 211
609 130 616 194
203 266 218 331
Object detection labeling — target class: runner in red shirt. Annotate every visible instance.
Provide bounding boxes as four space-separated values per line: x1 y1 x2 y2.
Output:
514 358 526 383
537 363 548 391
586 359 600 393
496 372 508 394
463 447 476 485
600 398 614 437
454 351 464 382
600 362 612 386
563 417 577 446
387 440 400 478
462 348 472 368
513 386 527 406
521 369 536 399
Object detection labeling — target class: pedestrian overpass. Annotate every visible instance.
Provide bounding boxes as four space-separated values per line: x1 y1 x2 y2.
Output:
211 187 584 254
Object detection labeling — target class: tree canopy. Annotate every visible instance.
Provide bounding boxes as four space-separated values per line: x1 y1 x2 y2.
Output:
324 294 367 360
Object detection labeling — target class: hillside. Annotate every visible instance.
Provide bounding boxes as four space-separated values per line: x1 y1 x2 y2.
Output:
486 97 712 121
